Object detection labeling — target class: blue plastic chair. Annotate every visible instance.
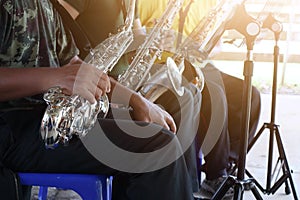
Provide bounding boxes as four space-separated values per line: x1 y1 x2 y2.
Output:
18 173 112 200
198 150 203 184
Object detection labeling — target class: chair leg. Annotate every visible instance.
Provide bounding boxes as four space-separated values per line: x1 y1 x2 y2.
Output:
107 176 113 200
38 186 48 200
19 173 112 200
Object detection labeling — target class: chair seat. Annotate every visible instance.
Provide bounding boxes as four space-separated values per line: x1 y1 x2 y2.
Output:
18 173 112 200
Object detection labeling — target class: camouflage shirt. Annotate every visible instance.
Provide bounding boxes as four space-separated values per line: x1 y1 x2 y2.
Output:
65 0 132 78
0 0 78 67
0 0 78 109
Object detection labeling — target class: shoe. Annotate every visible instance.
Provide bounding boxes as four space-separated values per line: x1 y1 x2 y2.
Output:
199 177 234 200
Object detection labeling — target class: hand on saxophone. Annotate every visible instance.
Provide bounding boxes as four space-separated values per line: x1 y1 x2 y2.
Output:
130 93 177 134
56 56 111 104
109 77 177 133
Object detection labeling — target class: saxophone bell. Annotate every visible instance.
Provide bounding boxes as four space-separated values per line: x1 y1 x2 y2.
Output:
139 57 184 102
166 57 185 96
40 87 110 149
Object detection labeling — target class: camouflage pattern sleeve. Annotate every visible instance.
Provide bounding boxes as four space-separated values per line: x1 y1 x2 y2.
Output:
54 10 79 66
0 0 78 67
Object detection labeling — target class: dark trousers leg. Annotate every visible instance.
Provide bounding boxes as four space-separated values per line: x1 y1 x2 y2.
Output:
198 64 231 180
197 81 230 180
156 83 202 192
198 63 261 179
221 72 261 161
1 107 194 200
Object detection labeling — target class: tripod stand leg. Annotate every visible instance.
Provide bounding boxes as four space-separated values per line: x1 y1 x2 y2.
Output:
247 123 266 151
266 123 275 191
245 169 264 192
250 183 263 200
233 182 243 200
212 176 263 200
245 123 298 199
273 126 298 199
211 176 236 200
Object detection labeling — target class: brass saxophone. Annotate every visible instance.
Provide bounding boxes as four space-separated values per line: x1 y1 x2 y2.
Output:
40 0 136 148
140 0 241 102
118 0 184 97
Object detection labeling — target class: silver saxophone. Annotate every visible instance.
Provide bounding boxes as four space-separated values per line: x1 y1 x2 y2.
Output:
179 0 243 65
40 0 136 148
140 0 242 102
118 0 184 98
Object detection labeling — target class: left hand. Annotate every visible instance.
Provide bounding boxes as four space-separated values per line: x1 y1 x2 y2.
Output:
130 93 177 133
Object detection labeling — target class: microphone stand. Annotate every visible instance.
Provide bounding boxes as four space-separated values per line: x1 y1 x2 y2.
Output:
246 13 298 199
211 4 263 199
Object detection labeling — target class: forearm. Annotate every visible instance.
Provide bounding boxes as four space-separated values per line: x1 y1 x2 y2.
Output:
0 67 60 101
108 76 176 132
108 77 144 108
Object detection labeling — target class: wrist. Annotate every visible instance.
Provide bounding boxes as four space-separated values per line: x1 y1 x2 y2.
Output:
40 68 64 92
129 92 145 109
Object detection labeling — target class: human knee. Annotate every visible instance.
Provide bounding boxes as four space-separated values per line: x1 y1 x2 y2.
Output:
252 86 261 108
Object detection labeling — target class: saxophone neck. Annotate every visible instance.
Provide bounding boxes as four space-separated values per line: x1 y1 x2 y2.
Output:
118 0 185 92
123 0 137 31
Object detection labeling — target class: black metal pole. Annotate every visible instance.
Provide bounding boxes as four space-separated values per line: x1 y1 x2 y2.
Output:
211 4 263 199
237 54 253 182
246 13 298 199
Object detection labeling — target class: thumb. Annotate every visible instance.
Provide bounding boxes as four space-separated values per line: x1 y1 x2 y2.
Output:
69 56 83 65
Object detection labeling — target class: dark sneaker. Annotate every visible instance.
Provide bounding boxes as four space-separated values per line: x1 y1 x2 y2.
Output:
199 177 234 200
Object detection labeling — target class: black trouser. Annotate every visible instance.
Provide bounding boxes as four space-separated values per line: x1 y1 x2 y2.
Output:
221 72 261 161
197 77 230 180
198 63 261 180
156 83 202 192
0 104 195 200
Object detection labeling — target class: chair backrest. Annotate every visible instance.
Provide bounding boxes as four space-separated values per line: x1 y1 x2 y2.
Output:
18 173 112 200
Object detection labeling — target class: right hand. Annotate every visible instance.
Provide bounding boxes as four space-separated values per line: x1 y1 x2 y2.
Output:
53 57 111 103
